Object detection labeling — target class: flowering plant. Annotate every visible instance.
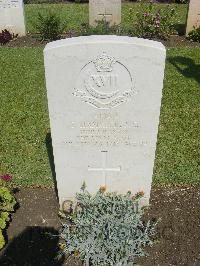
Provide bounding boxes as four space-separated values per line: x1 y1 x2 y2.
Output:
132 1 177 39
1 174 12 182
188 27 200 43
0 169 16 249
58 184 157 266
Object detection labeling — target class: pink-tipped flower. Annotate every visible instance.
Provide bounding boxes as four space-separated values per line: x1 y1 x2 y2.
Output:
156 20 160 27
1 174 12 182
143 12 148 18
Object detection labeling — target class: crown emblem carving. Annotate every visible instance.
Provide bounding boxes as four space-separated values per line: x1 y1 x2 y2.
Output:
93 52 116 72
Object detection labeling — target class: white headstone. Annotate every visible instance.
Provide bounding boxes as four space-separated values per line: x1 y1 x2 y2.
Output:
44 36 166 208
186 0 200 35
0 0 26 36
89 0 121 27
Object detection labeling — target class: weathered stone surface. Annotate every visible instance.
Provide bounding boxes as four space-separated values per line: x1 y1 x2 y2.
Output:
186 0 200 35
89 0 121 26
44 36 166 208
0 0 26 36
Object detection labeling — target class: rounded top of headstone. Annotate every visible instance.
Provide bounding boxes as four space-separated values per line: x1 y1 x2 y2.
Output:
44 35 166 53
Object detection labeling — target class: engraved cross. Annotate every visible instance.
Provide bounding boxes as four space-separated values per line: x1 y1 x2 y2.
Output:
88 151 121 186
98 9 112 23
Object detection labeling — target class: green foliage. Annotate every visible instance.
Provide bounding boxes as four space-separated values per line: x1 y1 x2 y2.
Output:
0 172 16 250
58 186 157 266
131 1 178 39
23 0 188 4
80 20 123 36
0 187 16 213
174 0 188 3
188 27 200 43
0 48 52 188
0 229 5 249
24 3 187 34
24 0 72 4
34 10 66 40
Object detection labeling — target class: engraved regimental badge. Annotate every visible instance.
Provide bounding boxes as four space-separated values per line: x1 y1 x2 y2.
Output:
73 52 135 109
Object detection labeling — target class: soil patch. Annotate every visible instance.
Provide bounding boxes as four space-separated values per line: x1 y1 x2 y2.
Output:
139 185 200 266
0 185 200 265
159 35 200 48
5 35 48 48
3 34 200 48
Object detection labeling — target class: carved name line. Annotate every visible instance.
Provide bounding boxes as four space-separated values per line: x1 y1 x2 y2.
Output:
0 0 20 8
55 120 139 129
80 121 138 125
78 131 131 136
80 121 139 129
80 126 139 130
80 129 129 133
77 135 131 140
65 140 148 147
0 4 19 8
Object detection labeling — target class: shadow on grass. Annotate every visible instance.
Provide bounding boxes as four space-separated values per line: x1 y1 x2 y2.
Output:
46 132 58 199
0 226 64 266
168 56 200 84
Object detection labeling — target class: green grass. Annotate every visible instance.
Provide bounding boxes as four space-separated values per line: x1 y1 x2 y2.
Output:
24 3 188 33
154 48 200 185
0 47 199 187
0 48 51 187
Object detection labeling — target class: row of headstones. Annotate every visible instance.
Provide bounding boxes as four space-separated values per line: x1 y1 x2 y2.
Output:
0 0 199 36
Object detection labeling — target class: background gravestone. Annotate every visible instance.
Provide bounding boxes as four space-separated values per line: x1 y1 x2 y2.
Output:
186 0 200 35
0 0 26 36
44 36 166 208
89 0 121 27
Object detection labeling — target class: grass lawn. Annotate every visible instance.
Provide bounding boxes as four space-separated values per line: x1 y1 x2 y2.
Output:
24 3 188 33
0 47 199 187
0 48 51 187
